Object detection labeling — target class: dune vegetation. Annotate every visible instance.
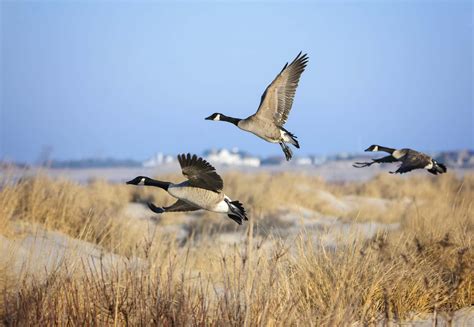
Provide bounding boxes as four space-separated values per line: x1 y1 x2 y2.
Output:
0 170 472 325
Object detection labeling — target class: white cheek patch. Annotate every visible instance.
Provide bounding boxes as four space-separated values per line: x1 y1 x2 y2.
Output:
214 114 221 121
425 162 434 169
139 178 145 185
373 146 379 152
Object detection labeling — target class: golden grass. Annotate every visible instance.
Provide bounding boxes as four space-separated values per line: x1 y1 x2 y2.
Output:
0 170 472 325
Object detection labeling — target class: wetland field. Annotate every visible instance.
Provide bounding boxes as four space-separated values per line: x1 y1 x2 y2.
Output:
0 166 472 325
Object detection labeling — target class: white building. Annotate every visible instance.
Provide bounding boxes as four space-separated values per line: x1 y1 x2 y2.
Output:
312 156 327 166
206 148 260 167
294 157 313 165
142 153 174 167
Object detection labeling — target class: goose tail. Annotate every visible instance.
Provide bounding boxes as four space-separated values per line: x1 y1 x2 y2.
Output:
281 128 299 148
429 162 447 175
436 162 447 173
226 200 248 225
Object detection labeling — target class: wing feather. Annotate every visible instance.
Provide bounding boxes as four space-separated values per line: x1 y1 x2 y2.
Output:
254 52 309 126
396 150 429 174
148 200 201 213
177 153 223 192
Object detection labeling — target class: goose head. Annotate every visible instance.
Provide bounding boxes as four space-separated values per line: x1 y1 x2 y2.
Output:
126 176 148 185
205 113 223 121
365 145 379 152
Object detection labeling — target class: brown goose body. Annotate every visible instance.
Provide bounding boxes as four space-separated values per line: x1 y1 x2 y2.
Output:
205 52 309 160
126 154 248 225
237 118 283 143
167 182 226 212
353 145 447 175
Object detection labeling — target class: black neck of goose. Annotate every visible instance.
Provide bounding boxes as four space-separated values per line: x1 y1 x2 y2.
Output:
220 114 241 126
378 146 395 154
145 178 170 190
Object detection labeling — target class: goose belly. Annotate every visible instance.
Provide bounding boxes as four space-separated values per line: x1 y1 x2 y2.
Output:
238 120 280 143
252 131 280 143
168 186 226 211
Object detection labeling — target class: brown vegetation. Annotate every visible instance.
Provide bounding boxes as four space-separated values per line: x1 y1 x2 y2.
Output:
0 170 472 325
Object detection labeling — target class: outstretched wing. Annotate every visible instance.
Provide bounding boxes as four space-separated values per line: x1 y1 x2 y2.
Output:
148 200 200 213
394 151 426 174
353 155 399 168
253 52 309 126
177 153 223 192
394 163 418 174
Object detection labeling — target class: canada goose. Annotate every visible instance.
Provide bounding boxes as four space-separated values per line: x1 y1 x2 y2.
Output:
126 154 248 225
353 145 447 175
205 52 309 161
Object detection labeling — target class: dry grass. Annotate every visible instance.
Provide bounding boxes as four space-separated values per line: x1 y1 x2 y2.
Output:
0 169 472 325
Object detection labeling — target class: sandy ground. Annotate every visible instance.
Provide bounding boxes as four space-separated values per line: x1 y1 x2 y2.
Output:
1 189 405 280
385 307 473 326
0 228 143 282
1 217 472 325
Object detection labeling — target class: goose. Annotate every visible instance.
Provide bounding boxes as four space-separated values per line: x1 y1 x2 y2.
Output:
205 52 309 161
353 145 447 175
126 154 248 225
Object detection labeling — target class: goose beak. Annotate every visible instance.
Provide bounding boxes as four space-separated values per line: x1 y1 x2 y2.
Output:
205 115 213 120
364 147 371 152
126 177 141 185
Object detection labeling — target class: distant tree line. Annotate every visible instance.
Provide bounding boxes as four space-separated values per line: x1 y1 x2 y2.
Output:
50 158 142 168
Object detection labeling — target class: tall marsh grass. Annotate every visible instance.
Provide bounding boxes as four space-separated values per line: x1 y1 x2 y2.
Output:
0 170 472 325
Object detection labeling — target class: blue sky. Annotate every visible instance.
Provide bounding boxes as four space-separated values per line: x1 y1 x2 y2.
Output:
1 0 472 163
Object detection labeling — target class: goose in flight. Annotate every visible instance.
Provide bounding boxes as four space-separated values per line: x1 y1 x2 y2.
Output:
205 52 309 161
126 154 248 225
353 145 447 175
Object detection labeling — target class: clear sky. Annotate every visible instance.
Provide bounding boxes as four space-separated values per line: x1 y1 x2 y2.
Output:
1 0 472 163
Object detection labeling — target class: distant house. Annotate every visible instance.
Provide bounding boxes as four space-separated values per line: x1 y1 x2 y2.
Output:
294 157 312 165
205 148 260 167
142 153 175 167
312 155 327 166
335 152 350 160
434 149 474 168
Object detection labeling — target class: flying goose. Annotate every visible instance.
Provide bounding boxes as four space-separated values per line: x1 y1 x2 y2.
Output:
353 145 447 175
205 52 309 161
126 154 248 225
